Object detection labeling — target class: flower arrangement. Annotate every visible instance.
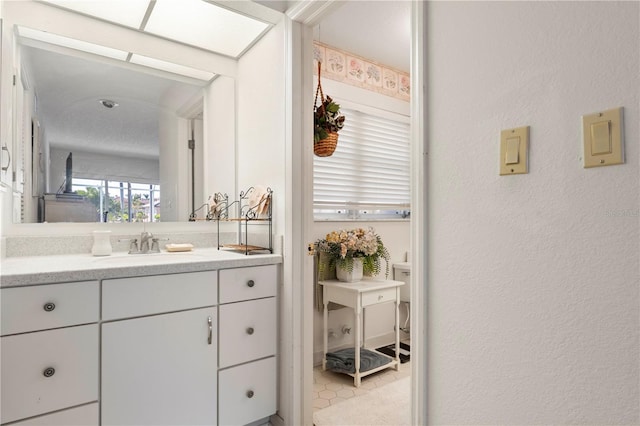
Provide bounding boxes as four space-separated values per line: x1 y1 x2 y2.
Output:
314 227 390 278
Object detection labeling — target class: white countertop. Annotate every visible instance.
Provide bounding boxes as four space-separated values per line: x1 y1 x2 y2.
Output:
0 248 282 287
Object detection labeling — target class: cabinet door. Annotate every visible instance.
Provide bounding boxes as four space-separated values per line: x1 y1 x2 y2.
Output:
102 307 217 426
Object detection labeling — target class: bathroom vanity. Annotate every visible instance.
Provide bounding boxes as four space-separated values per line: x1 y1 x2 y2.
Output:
0 250 280 425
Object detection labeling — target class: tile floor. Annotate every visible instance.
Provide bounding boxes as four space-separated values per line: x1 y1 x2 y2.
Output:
313 355 411 411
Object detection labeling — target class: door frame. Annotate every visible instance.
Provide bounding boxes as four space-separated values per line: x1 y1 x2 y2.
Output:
283 1 427 424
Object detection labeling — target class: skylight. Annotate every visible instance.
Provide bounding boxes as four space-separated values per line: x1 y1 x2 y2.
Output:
145 0 270 58
40 0 271 58
39 0 151 30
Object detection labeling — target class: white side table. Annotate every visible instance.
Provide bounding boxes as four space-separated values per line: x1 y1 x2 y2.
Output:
319 278 404 387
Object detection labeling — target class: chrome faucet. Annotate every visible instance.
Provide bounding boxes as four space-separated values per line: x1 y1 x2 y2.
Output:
139 231 152 254
119 231 166 254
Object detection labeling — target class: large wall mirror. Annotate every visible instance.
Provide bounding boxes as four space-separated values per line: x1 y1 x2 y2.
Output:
2 0 283 226
19 42 206 224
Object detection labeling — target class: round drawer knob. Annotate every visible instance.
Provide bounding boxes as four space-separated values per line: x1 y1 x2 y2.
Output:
43 367 55 378
43 302 56 312
246 390 254 398
247 280 255 288
246 327 255 335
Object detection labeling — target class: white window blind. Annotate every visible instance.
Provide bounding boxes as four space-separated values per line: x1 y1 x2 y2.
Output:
314 107 410 212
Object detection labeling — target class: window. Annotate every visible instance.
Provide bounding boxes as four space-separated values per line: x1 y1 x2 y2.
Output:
314 107 410 220
73 178 161 223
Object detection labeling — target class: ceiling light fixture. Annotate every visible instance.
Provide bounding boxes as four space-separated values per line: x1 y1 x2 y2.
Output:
99 99 119 109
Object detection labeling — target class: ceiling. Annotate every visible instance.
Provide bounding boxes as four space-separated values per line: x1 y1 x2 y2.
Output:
254 0 411 72
22 46 202 159
314 1 411 72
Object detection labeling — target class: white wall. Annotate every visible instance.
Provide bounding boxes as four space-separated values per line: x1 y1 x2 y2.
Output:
204 76 236 202
237 23 286 241
427 2 639 424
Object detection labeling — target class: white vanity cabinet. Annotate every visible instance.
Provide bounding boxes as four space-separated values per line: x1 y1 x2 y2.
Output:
0 281 100 425
101 271 218 426
0 258 280 426
218 265 278 425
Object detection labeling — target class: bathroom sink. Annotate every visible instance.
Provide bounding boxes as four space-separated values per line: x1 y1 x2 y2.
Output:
92 252 207 265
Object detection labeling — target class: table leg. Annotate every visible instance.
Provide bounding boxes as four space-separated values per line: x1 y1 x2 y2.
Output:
355 307 361 387
323 289 328 371
394 287 400 370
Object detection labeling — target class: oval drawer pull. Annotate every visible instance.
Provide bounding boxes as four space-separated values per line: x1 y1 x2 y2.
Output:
247 280 255 288
43 302 56 312
246 327 255 335
43 367 56 378
246 390 254 398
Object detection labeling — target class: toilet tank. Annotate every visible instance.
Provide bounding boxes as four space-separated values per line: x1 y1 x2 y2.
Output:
392 262 411 302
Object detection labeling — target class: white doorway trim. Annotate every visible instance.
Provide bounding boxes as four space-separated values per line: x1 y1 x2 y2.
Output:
410 1 427 424
284 1 427 425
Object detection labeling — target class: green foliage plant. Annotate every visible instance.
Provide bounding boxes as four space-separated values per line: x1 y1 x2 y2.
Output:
314 227 390 279
313 95 346 144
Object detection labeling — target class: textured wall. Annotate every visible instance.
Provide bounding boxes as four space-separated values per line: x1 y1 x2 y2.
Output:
427 1 639 424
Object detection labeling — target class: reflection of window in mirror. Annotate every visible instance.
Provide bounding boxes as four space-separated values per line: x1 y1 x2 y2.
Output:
71 178 161 223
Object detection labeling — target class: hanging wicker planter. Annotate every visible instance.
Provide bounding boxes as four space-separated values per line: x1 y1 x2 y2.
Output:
314 131 338 157
314 62 344 157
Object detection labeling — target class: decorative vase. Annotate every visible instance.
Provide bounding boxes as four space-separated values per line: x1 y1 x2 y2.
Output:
336 258 363 283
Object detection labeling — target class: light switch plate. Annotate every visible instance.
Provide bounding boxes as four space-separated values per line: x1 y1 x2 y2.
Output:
500 126 529 175
582 107 623 168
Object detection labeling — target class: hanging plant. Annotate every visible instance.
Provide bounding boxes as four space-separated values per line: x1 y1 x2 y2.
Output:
314 62 345 157
314 94 345 143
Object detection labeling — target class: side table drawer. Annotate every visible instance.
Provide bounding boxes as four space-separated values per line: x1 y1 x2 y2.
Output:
219 297 276 368
0 324 99 424
219 265 277 303
1 281 99 336
362 287 397 307
218 357 276 426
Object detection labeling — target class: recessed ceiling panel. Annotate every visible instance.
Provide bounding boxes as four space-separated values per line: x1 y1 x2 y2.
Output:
17 26 129 60
129 54 215 81
40 0 151 29
145 0 270 57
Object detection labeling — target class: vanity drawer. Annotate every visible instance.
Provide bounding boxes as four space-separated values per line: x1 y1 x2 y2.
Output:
362 287 397 307
10 403 98 426
219 265 277 303
102 271 217 320
219 297 276 368
1 281 99 336
0 324 99 424
218 356 276 426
